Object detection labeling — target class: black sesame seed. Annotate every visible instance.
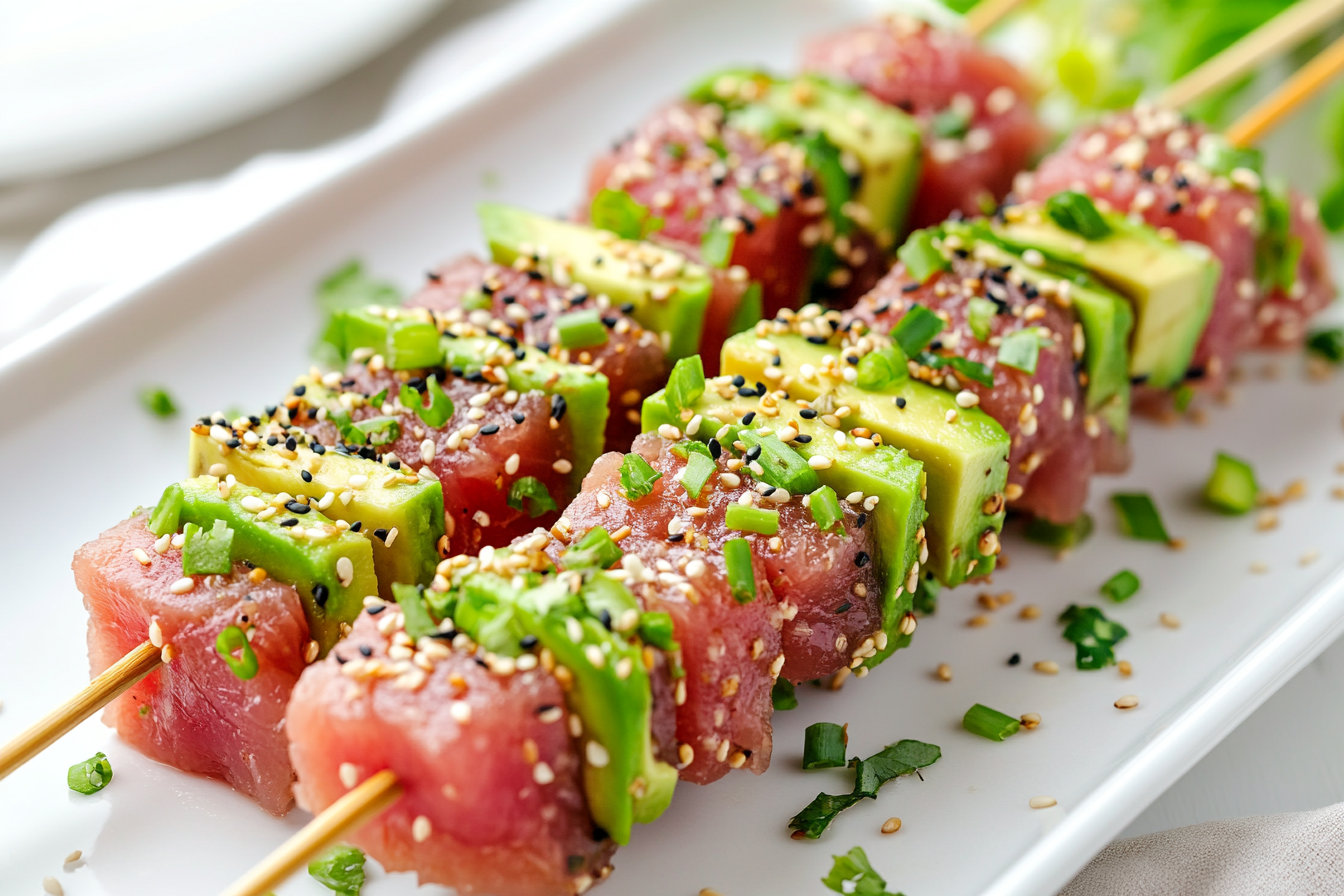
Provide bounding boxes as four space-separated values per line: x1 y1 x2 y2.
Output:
358 644 373 657
806 335 828 345
738 387 757 397
280 518 299 528
480 424 500 435
855 551 870 568
366 605 386 615
708 438 722 459
349 521 362 533
536 703 557 716
835 601 852 614
312 443 326 455
855 512 867 529
293 385 307 397
799 408 818 419
226 439 241 449
285 501 310 514
731 375 746 388
667 532 685 542
896 397 907 408
762 486 777 496
521 634 540 650
313 584 330 608
794 434 812 444
598 609 613 630
741 412 756 425
388 460 401 470
301 470 313 483
744 445 762 462
266 436 279 446
373 528 389 542
512 412 526 424
1008 653 1021 666
551 394 567 421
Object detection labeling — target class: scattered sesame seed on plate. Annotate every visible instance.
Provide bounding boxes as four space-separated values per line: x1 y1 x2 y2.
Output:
1034 660 1059 675
935 663 952 682
1115 695 1140 710
881 817 902 834
1028 796 1057 809
1159 612 1181 629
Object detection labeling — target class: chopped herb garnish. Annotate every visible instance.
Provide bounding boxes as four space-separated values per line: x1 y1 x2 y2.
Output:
1111 492 1171 542
962 703 1020 741
1203 451 1258 514
664 355 706 415
737 431 820 494
314 260 400 366
556 308 610 350
347 415 401 448
1024 512 1094 549
967 297 996 342
139 386 178 419
1307 327 1344 363
670 440 713 460
913 350 994 387
1173 384 1196 413
1059 604 1129 669
679 450 716 499
739 186 780 216
725 503 779 535
392 583 438 640
803 722 848 769
563 526 623 570
507 477 558 517
996 329 1041 374
308 844 366 896
911 573 941 615
589 188 663 240
855 346 909 391
822 847 901 896
399 374 454 428
638 611 677 651
215 625 259 680
931 107 972 139
789 738 940 839
1196 135 1264 180
181 518 233 576
790 792 864 840
618 453 662 501
701 218 735 268
809 485 844 534
798 131 853 229
772 677 798 711
896 231 950 284
723 537 756 603
890 304 946 356
67 752 113 794
1100 569 1141 603
1045 190 1112 240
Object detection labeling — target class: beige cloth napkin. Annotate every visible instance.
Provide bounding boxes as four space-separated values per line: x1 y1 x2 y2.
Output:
1062 803 1344 896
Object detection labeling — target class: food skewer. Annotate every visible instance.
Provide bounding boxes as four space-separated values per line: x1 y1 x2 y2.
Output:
963 0 1030 38
1225 31 1344 147
1159 0 1344 109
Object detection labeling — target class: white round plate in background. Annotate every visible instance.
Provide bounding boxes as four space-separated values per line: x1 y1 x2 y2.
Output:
0 0 446 182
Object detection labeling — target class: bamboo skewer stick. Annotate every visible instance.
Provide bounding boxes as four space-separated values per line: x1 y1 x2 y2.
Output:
0 639 162 780
1225 32 1344 146
964 0 1029 38
220 769 404 896
1160 0 1344 109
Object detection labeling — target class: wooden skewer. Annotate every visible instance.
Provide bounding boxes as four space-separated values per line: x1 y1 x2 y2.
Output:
0 639 162 781
220 769 403 896
1225 32 1344 147
964 0 1029 38
1160 0 1344 109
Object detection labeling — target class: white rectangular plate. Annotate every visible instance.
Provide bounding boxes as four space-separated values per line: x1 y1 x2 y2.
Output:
2 0 1342 894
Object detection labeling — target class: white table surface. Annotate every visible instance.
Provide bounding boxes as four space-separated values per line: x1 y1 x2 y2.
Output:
2 0 1341 882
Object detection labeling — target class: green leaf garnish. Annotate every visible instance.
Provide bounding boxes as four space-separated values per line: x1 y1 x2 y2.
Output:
139 387 178 419
68 752 113 794
890 304 946 356
399 375 454 429
1024 512 1094 549
507 477 558 517
1307 328 1344 363
896 230 950 284
855 346 909 391
967 297 996 342
962 703 1020 741
1111 492 1171 542
1059 604 1129 670
563 526 623 570
822 847 901 896
772 677 798 711
679 451 716 499
392 582 438 640
931 107 971 139
619 453 662 501
789 738 940 839
996 329 1041 374
314 260 400 366
701 218 735 268
723 537 756 603
737 430 820 494
590 188 663 240
215 625 259 680
1045 190 1111 240
638 611 677 651
803 722 848 769
308 844 366 896
346 416 401 448
1100 569 1141 603
739 186 780 216
181 518 233 576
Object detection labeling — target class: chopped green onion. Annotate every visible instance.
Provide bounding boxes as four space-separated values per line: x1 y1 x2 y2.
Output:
181 518 233 576
1024 512 1094 549
679 451 716 499
392 583 438 640
947 355 994 387
314 259 400 367
384 319 443 370
619 453 662 501
368 388 389 408
670 440 713 460
507 477 558 517
215 625 259 680
890 303 946 356
702 218 735 268
1173 384 1196 413
1111 492 1171 542
67 752 113 794
1059 604 1129 670
962 703 1020 741
664 355 706 415
399 374 454 428
931 107 971 138
911 572 941 615
798 132 853 228
739 186 779 216
737 431 820 494
590 188 662 240
1045 190 1112 240
855 346 909 391
896 231 950 284
822 847 899 896
1196 135 1264 180
139 386 178 419
967 297 996 342
725 503 779 535
996 329 1041 374
803 722 848 769
555 308 610 350
563 526 623 570
1204 451 1258 514
1100 570 1141 603
638 611 677 651
351 416 401 448
308 844 366 896
772 677 798 711
851 739 941 798
723 537 756 603
809 485 844 534
1307 327 1344 363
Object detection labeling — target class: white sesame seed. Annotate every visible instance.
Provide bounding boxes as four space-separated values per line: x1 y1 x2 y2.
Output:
63 850 82 866
586 740 610 768
43 877 63 896
584 644 606 668
505 454 521 475
348 474 368 489
1114 695 1139 709
153 533 171 555
1029 796 1057 809
133 548 152 567
1159 612 1181 629
955 390 979 408
169 577 194 595
208 463 228 478
412 815 433 842
553 459 573 474
450 701 472 724
533 761 555 785
339 762 360 788
336 556 355 587
808 455 833 470
658 424 682 440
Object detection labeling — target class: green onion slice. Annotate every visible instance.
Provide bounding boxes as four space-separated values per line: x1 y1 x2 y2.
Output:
772 678 798 711
890 303 946 356
507 477 558 518
181 518 233 576
1203 451 1258 515
996 329 1041 374
215 625 259 680
67 752 113 794
1307 328 1344 363
803 722 848 769
967 297 996 342
725 503 779 535
1100 569 1141 603
1111 492 1171 542
556 308 610 350
1045 190 1111 240
664 355 706 414
308 844 366 896
896 230 950 284
563 526 623 570
809 485 844 534
680 451 717 499
400 374 454 428
140 387 178 419
723 537 756 603
855 346 909 391
638 611 677 651
392 583 438 640
702 218 735 268
1059 604 1129 670
962 703 1020 741
738 431 820 495
619 453 663 501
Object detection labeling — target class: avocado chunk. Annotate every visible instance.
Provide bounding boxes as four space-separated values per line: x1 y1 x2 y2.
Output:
430 559 677 844
642 371 928 668
691 70 922 245
995 203 1219 390
148 476 378 654
329 306 444 369
188 427 444 599
943 221 1134 437
722 331 1008 586
478 203 712 360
